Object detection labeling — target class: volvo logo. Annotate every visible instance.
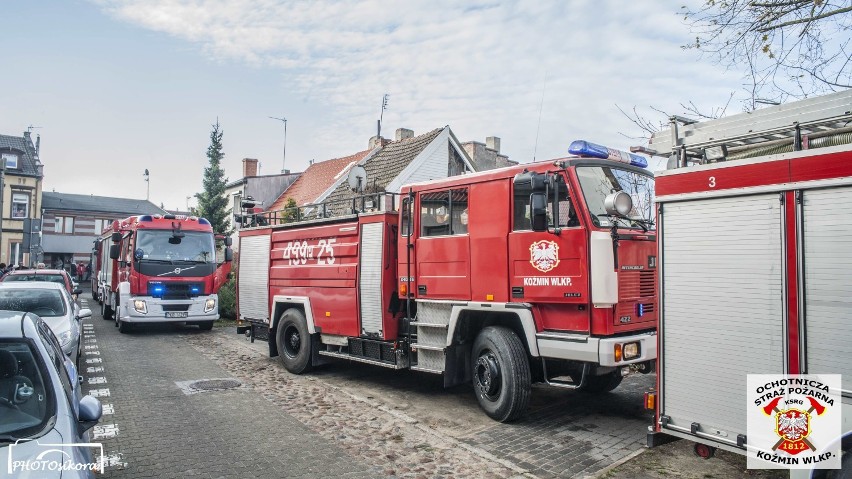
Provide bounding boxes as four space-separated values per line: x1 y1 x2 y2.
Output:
157 265 198 276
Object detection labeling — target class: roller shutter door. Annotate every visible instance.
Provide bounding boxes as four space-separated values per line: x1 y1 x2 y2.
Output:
660 194 785 446
238 234 271 322
802 187 852 398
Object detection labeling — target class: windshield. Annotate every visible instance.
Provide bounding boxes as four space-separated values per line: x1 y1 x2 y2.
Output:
0 340 53 439
576 166 655 229
135 230 216 263
2 274 65 287
0 289 67 318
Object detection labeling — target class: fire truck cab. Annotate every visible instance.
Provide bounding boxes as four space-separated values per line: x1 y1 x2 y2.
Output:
238 142 658 421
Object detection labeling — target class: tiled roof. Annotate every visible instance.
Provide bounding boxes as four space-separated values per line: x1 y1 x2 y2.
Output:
0 133 41 177
42 192 167 215
266 149 372 212
323 128 443 205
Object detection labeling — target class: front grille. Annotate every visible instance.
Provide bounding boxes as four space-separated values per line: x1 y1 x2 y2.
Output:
162 304 190 312
148 282 205 300
639 270 655 297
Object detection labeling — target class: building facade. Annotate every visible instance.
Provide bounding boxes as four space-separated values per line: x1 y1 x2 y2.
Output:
0 131 44 267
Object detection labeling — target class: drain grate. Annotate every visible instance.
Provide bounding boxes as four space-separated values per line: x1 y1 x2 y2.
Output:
190 379 242 391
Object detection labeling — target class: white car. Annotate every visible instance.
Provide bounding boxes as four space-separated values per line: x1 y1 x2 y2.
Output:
0 282 92 368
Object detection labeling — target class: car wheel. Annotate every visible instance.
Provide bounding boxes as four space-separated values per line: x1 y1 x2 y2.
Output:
275 309 312 374
118 317 131 334
472 326 531 422
198 321 214 331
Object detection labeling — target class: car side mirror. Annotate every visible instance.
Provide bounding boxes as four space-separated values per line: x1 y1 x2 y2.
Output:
224 248 233 262
78 395 102 432
73 289 83 296
77 308 92 320
109 244 120 260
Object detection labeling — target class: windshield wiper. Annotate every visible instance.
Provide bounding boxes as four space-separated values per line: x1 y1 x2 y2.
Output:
141 258 175 265
172 259 209 264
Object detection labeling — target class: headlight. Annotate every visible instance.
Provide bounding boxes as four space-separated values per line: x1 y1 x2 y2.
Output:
134 300 147 314
57 330 72 347
204 298 216 313
623 342 641 360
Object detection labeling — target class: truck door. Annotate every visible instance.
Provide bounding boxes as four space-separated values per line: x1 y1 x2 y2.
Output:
414 188 471 300
507 172 589 331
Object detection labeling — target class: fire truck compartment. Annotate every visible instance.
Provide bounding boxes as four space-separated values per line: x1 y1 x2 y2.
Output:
238 233 271 324
660 194 785 450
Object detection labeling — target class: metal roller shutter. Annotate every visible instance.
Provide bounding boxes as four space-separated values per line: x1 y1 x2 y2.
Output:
238 234 271 322
359 222 384 335
802 187 852 396
660 194 785 446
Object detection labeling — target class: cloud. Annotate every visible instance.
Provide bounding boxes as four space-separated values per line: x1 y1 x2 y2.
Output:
93 0 740 165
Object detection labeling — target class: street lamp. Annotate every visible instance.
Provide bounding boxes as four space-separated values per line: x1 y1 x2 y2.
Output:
143 169 150 201
269 116 287 173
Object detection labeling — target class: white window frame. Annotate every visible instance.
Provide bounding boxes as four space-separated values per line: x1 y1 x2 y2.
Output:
54 216 75 234
11 193 28 219
2 153 18 169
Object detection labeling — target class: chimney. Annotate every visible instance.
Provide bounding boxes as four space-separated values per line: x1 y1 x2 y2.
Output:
242 158 259 178
486 136 501 153
395 128 414 141
369 136 390 149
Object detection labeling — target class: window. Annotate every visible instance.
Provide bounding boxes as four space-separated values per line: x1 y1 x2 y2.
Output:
420 188 468 237
93 219 110 234
576 166 655 230
11 193 29 218
54 216 74 234
400 198 411 237
1 153 18 169
513 173 576 231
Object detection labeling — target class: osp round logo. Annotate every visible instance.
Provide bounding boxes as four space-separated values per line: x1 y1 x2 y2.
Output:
530 240 559 272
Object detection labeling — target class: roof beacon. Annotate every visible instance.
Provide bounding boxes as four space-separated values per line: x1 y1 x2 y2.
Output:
568 140 648 168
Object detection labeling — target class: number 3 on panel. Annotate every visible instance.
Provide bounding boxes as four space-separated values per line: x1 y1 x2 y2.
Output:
708 176 716 188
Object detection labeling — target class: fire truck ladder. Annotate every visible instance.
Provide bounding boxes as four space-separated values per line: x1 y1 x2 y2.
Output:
635 90 852 167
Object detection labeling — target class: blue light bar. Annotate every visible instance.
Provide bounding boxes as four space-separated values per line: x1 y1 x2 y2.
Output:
138 215 153 222
568 140 648 168
190 286 200 294
637 303 645 317
198 218 211 225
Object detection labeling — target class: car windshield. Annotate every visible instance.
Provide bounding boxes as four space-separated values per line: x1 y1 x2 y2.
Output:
135 230 216 263
576 166 655 230
0 340 53 439
2 274 66 287
0 290 67 318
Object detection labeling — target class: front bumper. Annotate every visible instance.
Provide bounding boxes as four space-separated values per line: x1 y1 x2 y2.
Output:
119 294 220 323
536 330 657 367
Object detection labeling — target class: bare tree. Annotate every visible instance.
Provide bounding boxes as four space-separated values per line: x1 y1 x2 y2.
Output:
683 0 851 104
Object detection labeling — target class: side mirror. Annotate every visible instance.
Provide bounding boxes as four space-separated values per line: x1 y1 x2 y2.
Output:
78 395 103 432
224 236 233 247
109 244 120 260
73 289 83 296
110 232 121 242
224 248 234 262
77 308 92 320
530 192 548 232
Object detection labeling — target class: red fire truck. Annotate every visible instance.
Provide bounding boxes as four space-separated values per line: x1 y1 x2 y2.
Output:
237 142 657 421
643 90 852 463
93 214 233 333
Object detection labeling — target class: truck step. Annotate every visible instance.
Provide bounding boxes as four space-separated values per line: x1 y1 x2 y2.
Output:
317 350 407 370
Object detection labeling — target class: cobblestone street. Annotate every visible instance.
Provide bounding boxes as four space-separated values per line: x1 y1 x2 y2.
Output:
76 290 773 479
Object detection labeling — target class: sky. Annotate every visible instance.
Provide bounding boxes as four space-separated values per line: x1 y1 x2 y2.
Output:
1 0 747 211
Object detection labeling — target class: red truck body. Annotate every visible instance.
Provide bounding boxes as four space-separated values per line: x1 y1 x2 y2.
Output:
238 153 658 421
93 214 232 332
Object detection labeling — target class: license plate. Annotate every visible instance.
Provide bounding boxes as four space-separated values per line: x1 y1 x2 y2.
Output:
165 312 188 318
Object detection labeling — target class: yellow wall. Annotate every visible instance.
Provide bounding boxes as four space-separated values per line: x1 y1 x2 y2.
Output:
0 173 43 266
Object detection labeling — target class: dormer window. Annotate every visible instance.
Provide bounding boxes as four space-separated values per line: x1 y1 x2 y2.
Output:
2 153 18 169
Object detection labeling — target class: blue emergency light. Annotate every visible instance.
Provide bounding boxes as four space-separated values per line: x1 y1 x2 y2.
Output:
568 140 648 168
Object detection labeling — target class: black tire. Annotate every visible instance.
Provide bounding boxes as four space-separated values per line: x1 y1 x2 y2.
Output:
198 321 214 331
581 371 623 393
471 326 531 422
118 318 131 334
275 309 312 374
101 297 113 320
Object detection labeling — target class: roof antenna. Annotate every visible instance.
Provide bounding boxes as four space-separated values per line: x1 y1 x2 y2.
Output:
532 71 547 162
377 94 389 138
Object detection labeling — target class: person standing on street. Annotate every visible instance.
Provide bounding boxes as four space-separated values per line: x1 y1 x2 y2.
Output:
85 262 92 281
77 262 85 282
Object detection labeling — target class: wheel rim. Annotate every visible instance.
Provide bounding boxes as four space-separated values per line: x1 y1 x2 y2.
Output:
474 350 502 401
282 325 301 359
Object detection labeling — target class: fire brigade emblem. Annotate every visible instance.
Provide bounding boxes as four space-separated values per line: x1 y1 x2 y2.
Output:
530 240 560 272
774 409 811 454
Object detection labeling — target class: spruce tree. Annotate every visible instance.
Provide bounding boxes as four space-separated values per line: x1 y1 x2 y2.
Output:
195 120 232 235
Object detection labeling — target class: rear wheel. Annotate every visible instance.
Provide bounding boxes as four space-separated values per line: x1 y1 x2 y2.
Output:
275 309 312 374
101 298 113 320
471 326 531 422
581 371 623 393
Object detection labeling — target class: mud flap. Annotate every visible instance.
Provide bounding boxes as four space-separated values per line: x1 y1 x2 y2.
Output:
443 343 471 388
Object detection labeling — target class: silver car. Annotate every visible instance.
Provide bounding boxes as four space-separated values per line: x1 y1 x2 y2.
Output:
0 282 92 367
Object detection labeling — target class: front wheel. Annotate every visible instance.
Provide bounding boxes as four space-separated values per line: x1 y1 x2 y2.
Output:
198 321 214 331
101 298 113 320
275 309 312 374
471 326 531 422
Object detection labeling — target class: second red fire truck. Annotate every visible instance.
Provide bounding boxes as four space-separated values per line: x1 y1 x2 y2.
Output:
93 214 233 333
237 142 657 421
